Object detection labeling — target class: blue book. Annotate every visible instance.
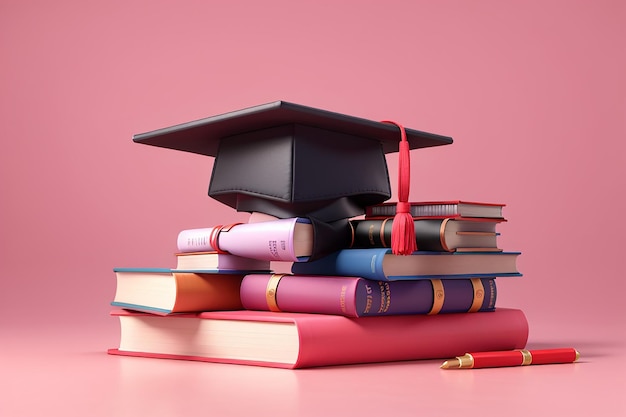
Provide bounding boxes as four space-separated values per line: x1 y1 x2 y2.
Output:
291 248 522 281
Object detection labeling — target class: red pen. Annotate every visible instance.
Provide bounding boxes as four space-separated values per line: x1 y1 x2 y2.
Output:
440 348 580 369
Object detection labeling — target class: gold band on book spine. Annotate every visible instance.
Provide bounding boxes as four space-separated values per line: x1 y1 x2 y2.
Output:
348 221 355 248
439 218 451 252
468 278 485 313
265 274 286 312
380 218 391 247
428 279 445 315
520 349 533 365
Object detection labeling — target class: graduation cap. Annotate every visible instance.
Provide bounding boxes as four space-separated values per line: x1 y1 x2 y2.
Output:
133 101 453 258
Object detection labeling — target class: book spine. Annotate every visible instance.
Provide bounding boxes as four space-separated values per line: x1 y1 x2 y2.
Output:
171 273 244 312
350 219 447 251
174 252 272 271
177 218 308 262
240 274 360 317
240 274 497 317
216 255 271 271
177 229 214 252
294 308 527 368
291 248 390 280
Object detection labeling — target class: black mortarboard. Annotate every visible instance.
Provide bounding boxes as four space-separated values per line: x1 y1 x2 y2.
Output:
133 101 453 259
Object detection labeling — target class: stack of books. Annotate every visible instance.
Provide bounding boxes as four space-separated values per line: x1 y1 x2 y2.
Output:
109 200 527 369
109 102 529 369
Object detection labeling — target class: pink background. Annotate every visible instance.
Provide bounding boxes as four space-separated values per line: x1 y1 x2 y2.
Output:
1 1 624 415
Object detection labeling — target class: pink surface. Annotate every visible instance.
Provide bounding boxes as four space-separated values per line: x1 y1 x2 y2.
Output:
1 1 624 415
2 322 624 416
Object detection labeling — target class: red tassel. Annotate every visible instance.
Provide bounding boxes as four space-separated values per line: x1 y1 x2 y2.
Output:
381 121 417 255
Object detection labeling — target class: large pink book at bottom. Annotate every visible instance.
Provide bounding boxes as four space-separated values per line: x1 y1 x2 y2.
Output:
108 308 528 369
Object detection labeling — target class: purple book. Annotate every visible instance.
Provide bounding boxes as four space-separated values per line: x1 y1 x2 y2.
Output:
240 274 497 318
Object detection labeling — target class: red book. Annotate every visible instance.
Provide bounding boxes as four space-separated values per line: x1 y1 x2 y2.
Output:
108 308 528 369
366 200 506 220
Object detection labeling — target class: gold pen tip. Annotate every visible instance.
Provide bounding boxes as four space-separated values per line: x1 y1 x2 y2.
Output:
440 361 450 369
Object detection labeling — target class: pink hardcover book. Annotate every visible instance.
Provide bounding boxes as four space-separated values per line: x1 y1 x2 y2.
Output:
176 218 313 262
108 308 528 369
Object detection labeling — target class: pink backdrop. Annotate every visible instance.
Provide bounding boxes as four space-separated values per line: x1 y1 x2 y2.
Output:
1 1 624 415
